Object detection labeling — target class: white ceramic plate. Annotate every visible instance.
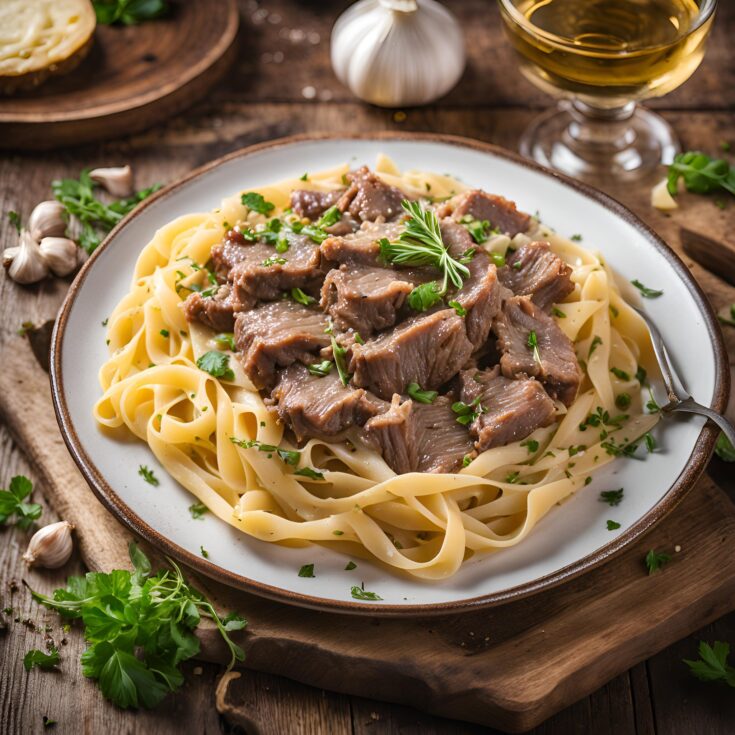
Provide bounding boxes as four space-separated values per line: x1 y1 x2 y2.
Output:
51 134 728 615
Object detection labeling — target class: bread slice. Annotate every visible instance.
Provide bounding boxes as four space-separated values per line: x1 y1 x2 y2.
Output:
0 0 97 95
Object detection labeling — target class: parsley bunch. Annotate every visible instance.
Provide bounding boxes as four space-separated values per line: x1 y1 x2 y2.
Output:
93 0 169 26
28 544 246 709
0 475 42 530
52 169 160 254
667 152 735 198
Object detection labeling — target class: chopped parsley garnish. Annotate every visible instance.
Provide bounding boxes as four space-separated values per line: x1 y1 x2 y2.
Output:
214 332 236 351
0 475 42 530
448 300 466 317
241 192 275 215
461 217 495 244
718 305 735 327
298 564 315 578
646 390 661 413
350 583 383 601
489 252 506 268
645 548 671 575
316 205 342 229
527 330 541 364
294 467 325 481
570 234 583 242
290 287 315 305
684 641 735 688
505 471 520 484
196 351 235 381
300 173 309 181
667 152 735 198
138 465 159 486
631 279 663 299
600 488 624 506
188 502 209 519
345 561 357 571
609 304 619 318
354 332 365 345
23 648 60 672
262 256 287 267
606 520 621 531
512 260 523 270
551 306 566 318
588 335 602 356
520 439 539 453
331 336 351 387
644 432 656 453
28 543 245 709
230 437 300 466
407 281 443 312
8 210 21 233
601 436 639 458
615 393 631 410
308 360 334 377
635 366 648 385
200 546 209 558
407 382 438 404
462 454 473 467
610 367 630 380
451 396 484 426
93 0 170 25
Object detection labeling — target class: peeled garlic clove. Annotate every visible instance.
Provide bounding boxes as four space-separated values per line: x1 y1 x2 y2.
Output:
22 521 75 569
651 178 678 211
3 230 49 284
331 0 466 107
39 236 79 277
29 200 67 241
89 165 134 197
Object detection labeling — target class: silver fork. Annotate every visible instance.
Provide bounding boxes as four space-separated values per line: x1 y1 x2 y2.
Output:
633 306 735 448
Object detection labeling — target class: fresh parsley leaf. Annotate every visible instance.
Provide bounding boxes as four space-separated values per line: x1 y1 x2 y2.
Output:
0 475 42 530
345 561 357 571
407 281 443 311
448 300 466 317
290 287 315 305
213 332 237 352
350 584 383 601
635 366 648 385
645 548 671 575
644 432 657 453
42 716 56 727
588 335 602 356
667 152 735 198
715 433 735 462
262 256 287 267
551 306 566 318
188 502 209 520
294 467 325 481
307 360 333 377
528 330 542 364
93 0 169 26
229 437 300 466
600 488 624 506
615 393 631 410
24 648 60 672
200 546 209 559
196 351 235 381
451 396 484 426
606 520 621 531
461 217 494 244
241 192 275 215
570 233 583 242
332 530 344 536
316 206 342 229
8 210 21 233
631 280 663 299
462 454 472 467
684 641 735 687
300 173 309 181
298 564 315 578
610 367 630 381
331 336 351 387
520 439 539 453
407 382 437 404
138 465 159 486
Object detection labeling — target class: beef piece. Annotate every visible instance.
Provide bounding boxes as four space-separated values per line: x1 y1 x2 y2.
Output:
211 230 257 280
459 367 556 452
438 189 531 237
228 234 324 309
321 221 404 266
494 296 581 406
234 301 331 388
363 396 473 474
324 214 360 237
498 241 574 311
338 166 407 222
440 220 503 350
271 363 380 441
290 189 344 220
183 284 237 332
350 309 474 400
320 264 415 336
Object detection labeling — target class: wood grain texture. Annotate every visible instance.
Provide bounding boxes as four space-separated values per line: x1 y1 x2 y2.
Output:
0 0 239 149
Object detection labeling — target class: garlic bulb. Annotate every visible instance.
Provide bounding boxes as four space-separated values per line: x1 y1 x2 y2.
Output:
22 521 75 569
89 165 133 197
3 230 49 284
28 200 67 241
331 0 465 107
39 236 79 277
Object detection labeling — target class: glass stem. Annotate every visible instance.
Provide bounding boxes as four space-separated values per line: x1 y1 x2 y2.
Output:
565 100 638 153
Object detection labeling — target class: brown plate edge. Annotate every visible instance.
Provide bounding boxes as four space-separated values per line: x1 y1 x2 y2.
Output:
49 131 730 618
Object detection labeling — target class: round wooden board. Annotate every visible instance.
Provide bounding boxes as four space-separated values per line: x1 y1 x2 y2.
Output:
0 0 239 150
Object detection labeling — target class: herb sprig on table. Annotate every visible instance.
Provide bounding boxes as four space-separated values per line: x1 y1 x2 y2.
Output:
92 0 170 26
27 543 246 710
52 169 160 254
667 152 735 199
684 641 735 688
0 475 42 530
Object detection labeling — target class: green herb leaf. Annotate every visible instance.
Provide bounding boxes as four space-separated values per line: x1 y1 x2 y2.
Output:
307 360 334 377
528 330 542 364
200 547 209 559
350 584 383 601
451 396 484 426
189 502 209 520
345 561 357 571
645 548 671 575
407 382 438 404
298 564 315 578
520 439 539 453
0 475 41 530
684 641 735 687
241 192 275 215
196 351 235 381
213 333 237 352
290 287 316 306
24 648 60 672
407 281 444 312
138 465 159 486
8 210 21 233
717 304 735 327
316 205 342 229
631 280 663 299
667 152 735 198
600 488 624 506
610 367 630 381
262 256 287 267
551 306 566 318
588 335 602 356
448 300 466 317
294 467 325 481
93 0 170 26
715 433 735 462
615 393 631 410
331 336 351 387
606 520 621 531
570 234 583 242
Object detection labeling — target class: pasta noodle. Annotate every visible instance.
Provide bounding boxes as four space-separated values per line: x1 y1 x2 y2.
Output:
94 157 660 580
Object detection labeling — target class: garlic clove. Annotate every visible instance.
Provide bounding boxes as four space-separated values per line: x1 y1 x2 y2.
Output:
3 230 49 284
651 178 678 211
89 165 134 197
39 236 79 277
22 520 75 569
29 200 67 241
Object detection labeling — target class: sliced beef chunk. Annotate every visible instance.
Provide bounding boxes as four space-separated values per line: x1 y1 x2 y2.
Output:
338 166 407 222
211 230 258 280
228 234 324 309
183 284 237 332
350 309 474 400
320 264 415 336
459 367 556 452
440 220 503 350
439 189 531 237
363 396 473 474
271 363 380 442
234 301 330 388
290 189 344 220
498 241 574 311
321 221 404 266
494 296 581 406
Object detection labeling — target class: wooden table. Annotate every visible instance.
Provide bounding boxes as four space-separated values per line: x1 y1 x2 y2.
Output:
1 2 734 733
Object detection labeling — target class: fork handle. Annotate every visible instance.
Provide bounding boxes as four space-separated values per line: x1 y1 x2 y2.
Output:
668 398 735 449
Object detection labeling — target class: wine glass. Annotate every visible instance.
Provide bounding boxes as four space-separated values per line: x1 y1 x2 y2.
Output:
498 0 718 181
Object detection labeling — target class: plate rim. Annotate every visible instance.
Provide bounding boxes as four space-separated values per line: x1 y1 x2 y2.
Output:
49 132 730 617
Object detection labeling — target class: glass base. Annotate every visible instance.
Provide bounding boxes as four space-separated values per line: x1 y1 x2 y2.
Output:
519 101 680 183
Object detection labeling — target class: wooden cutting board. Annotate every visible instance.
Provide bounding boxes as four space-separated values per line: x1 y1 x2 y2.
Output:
1 331 734 733
0 0 238 150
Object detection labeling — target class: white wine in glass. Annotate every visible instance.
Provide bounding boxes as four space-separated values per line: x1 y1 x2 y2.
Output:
498 0 717 181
